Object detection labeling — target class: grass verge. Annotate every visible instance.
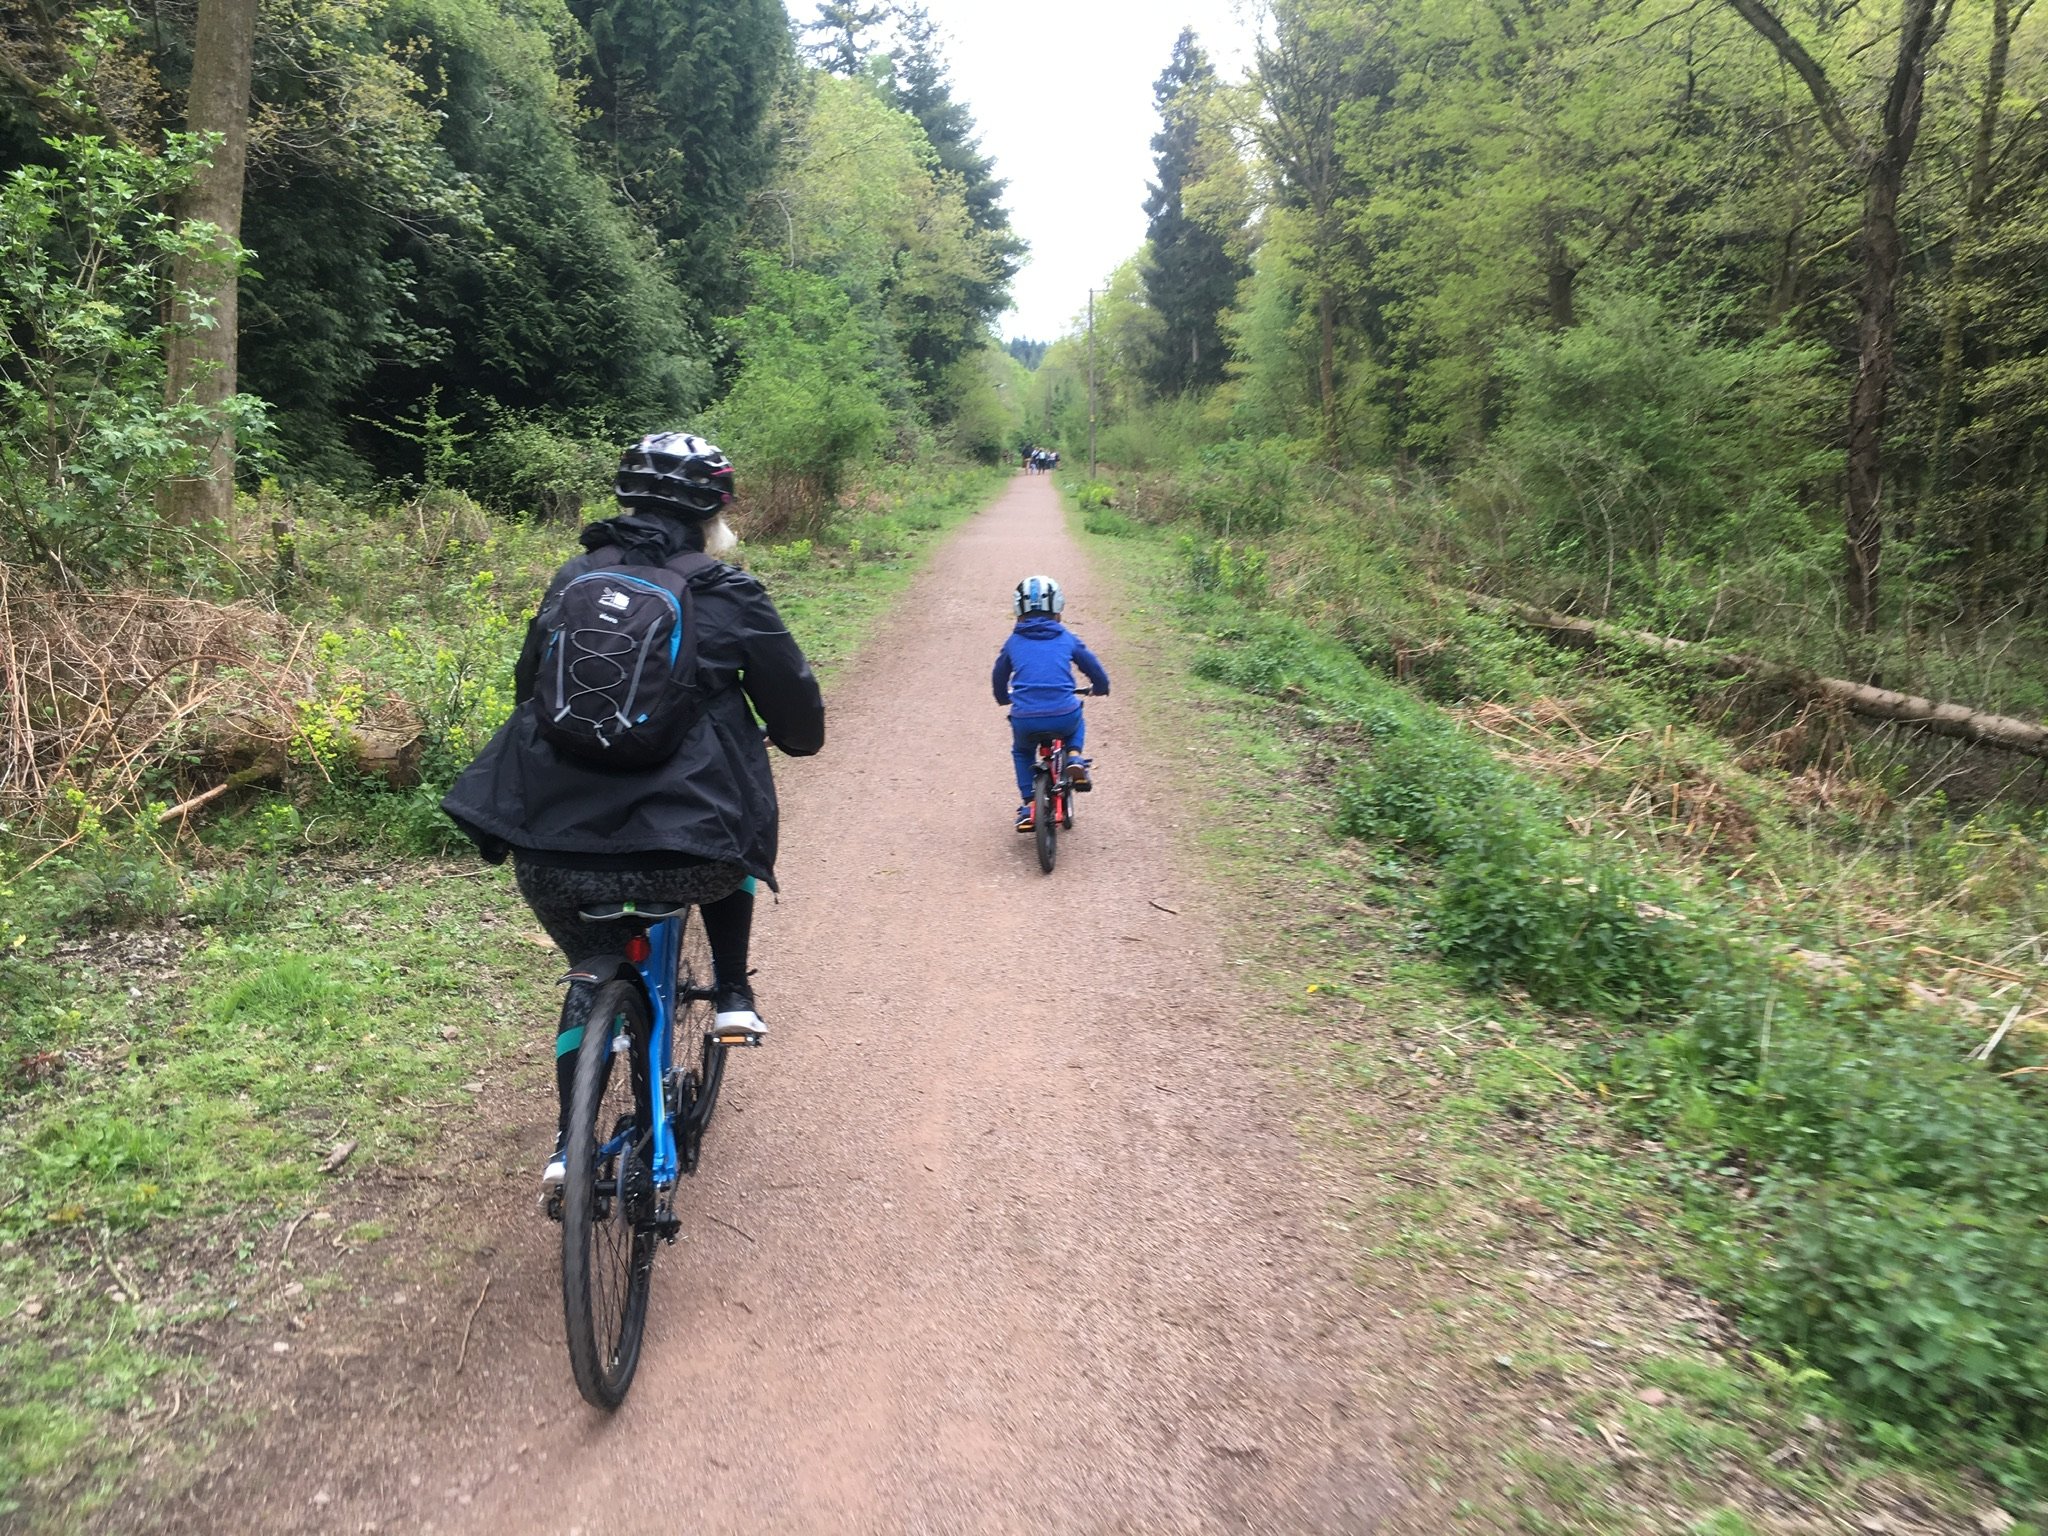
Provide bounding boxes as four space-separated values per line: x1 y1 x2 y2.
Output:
1071 479 2046 1534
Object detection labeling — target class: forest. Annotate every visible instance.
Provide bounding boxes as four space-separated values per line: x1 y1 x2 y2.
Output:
1025 0 2048 1509
1038 0 2048 711
8 0 2048 1522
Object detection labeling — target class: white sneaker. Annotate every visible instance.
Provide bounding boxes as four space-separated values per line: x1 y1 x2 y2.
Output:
713 987 767 1041
714 1006 767 1041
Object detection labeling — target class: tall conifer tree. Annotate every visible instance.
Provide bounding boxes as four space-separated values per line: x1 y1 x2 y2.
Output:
802 1 890 76
571 0 790 315
1140 28 1245 396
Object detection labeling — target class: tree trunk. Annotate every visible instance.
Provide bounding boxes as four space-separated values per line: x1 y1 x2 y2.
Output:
1931 0 2016 614
158 0 258 530
1470 594 2048 759
1726 0 1953 635
1317 278 1338 458
1843 155 1905 633
1546 251 1576 328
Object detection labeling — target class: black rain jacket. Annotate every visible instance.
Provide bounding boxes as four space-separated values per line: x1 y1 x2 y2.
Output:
440 513 824 884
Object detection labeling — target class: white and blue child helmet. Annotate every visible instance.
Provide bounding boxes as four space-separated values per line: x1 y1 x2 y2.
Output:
1014 574 1065 616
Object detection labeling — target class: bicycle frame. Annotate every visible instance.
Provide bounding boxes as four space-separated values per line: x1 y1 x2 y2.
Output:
1033 737 1069 809
597 913 723 1190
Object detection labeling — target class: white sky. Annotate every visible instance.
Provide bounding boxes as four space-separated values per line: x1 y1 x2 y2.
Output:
904 0 1258 342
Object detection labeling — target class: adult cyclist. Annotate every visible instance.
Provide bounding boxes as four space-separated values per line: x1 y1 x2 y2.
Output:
441 432 825 1188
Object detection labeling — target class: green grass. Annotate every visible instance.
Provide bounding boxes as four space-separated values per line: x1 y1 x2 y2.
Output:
1068 481 2042 1532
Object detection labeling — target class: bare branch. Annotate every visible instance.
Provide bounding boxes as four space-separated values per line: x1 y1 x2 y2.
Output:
1723 0 1868 160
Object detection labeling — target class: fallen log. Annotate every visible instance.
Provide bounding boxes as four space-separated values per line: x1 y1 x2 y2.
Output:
152 725 422 827
1467 595 2048 761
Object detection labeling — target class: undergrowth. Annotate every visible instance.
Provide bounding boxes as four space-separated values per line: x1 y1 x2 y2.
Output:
1080 478 2048 1505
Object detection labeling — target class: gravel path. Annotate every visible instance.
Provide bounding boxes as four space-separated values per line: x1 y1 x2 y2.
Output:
212 472 1410 1534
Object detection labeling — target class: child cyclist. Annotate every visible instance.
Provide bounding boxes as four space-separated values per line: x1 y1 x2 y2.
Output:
992 574 1110 831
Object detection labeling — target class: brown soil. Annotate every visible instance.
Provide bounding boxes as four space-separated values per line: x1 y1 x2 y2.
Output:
163 473 1417 1533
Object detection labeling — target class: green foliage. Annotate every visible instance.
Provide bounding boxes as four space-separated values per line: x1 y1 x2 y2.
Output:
0 16 263 578
1171 438 1295 534
706 259 891 516
465 411 613 519
1179 536 1268 602
1140 29 1250 396
1171 550 2048 1490
1476 291 1836 617
571 0 790 317
938 346 1024 464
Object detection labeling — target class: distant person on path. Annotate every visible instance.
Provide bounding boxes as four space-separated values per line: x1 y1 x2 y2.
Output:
441 432 825 1188
992 573 1110 832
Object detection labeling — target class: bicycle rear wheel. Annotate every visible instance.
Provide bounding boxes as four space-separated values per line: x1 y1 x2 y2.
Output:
561 978 657 1409
1034 770 1056 874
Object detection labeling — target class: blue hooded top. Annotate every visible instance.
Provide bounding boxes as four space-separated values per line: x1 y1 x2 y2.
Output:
992 615 1111 719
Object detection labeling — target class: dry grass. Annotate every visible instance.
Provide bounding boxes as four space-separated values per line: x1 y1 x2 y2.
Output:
0 565 312 828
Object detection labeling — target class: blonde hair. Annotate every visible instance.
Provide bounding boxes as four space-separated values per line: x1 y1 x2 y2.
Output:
704 515 738 558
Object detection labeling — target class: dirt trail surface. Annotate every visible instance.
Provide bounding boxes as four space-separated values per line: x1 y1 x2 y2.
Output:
200 474 1411 1534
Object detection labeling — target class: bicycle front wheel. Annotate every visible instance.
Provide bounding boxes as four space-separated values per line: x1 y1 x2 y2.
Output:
561 978 657 1409
1034 770 1056 874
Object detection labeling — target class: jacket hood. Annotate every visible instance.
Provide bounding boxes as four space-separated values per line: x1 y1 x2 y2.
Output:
579 511 698 564
1014 615 1067 638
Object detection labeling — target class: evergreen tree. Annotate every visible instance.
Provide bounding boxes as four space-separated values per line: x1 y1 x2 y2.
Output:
1140 29 1247 396
570 0 791 316
891 9 1019 256
802 1 890 77
884 6 1024 394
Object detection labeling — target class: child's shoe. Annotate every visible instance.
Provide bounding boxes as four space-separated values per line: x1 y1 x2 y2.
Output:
1066 757 1093 791
1015 802 1035 832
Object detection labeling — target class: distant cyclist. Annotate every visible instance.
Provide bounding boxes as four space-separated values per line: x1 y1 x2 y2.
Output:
992 574 1110 831
442 432 825 1188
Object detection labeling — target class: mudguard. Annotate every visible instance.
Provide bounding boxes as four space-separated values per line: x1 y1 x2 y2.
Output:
558 954 635 988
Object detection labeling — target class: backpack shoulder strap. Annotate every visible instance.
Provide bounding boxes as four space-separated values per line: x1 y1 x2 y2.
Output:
662 550 717 579
660 550 717 683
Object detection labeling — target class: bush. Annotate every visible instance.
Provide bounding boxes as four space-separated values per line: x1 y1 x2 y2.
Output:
1470 288 1835 616
467 413 613 520
0 15 266 579
1180 536 1268 603
1183 571 2048 1481
1171 439 1295 535
705 260 892 535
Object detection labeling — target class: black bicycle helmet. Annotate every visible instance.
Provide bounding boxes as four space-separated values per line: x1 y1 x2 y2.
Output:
614 431 735 519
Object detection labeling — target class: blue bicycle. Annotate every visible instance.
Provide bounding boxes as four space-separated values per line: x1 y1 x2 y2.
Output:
548 901 759 1408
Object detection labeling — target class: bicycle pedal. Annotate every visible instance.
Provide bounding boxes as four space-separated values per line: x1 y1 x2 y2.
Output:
710 1029 765 1048
540 1187 564 1222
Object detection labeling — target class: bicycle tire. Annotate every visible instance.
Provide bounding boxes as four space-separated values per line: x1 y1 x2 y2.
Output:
1034 770 1056 874
674 907 727 1150
561 978 657 1409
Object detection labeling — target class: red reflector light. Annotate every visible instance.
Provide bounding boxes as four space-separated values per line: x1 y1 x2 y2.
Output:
624 934 651 964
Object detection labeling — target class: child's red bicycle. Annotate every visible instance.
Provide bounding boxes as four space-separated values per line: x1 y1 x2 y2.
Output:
1022 688 1095 874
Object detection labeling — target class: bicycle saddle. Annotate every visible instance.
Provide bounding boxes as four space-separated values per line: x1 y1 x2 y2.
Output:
576 901 690 922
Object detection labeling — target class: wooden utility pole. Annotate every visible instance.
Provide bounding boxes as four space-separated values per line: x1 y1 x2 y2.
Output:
159 0 259 530
1086 287 1097 480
